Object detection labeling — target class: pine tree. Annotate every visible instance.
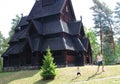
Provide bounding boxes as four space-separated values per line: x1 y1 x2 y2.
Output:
0 31 8 57
9 14 21 38
86 29 99 63
114 2 120 35
40 47 57 80
91 0 114 53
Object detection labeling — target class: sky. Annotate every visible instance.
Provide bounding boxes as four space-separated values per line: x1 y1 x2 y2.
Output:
0 0 119 38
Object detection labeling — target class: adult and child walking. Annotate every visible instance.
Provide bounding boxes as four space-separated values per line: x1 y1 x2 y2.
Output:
76 52 105 76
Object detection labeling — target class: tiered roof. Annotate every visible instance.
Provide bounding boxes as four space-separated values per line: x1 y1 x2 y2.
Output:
2 0 91 57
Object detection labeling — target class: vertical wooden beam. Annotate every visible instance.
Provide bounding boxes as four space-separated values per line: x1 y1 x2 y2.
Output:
84 55 86 65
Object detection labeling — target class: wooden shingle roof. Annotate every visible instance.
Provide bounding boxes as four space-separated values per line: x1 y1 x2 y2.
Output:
2 41 26 56
68 21 81 35
42 37 75 51
27 0 76 20
42 20 70 35
10 25 30 43
72 37 86 52
17 16 29 27
80 37 90 52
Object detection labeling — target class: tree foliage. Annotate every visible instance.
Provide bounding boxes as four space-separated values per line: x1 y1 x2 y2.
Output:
102 42 116 65
114 38 120 64
114 2 120 34
0 31 7 72
91 0 113 31
40 48 57 80
91 0 114 47
9 14 21 38
86 29 99 63
91 0 115 64
0 31 8 57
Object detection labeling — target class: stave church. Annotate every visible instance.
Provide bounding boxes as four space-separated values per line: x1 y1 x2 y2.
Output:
2 0 92 71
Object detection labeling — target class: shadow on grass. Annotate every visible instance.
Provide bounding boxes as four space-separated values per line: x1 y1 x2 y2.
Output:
71 77 78 81
34 79 53 84
0 70 39 84
86 72 102 81
70 72 103 83
70 75 81 83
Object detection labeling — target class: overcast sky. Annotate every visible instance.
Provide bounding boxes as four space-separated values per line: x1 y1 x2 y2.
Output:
0 0 119 38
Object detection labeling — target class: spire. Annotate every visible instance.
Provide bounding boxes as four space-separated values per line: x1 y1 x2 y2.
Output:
80 16 82 22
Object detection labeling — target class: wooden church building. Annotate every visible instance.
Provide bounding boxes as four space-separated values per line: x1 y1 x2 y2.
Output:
2 0 92 70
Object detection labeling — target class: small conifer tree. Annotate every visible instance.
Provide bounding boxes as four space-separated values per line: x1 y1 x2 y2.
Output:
40 47 57 80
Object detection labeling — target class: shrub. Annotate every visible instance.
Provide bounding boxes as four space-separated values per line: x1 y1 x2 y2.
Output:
40 48 57 80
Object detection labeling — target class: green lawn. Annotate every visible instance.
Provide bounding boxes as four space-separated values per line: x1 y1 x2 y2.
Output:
0 65 120 84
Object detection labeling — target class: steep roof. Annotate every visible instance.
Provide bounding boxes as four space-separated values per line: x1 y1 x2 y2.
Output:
27 0 75 20
80 37 90 52
17 16 29 27
32 19 83 36
68 21 81 35
2 41 26 57
10 25 30 43
42 37 75 51
42 20 70 35
72 37 86 52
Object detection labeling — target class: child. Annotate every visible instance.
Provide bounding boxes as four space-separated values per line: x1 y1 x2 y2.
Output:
77 67 81 76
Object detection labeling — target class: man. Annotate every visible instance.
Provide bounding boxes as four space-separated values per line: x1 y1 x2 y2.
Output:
96 52 104 72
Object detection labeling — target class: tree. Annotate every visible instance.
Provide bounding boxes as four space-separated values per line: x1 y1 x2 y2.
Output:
91 0 116 64
0 31 8 72
9 14 21 38
114 2 120 35
40 47 57 80
90 0 114 53
114 38 120 64
0 31 8 57
86 29 99 63
102 42 116 64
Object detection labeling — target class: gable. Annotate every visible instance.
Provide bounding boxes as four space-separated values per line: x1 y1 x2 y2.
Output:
60 0 76 21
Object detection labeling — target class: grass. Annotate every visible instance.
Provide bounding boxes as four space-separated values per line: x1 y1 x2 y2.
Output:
0 65 120 84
